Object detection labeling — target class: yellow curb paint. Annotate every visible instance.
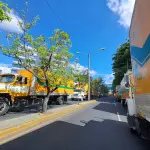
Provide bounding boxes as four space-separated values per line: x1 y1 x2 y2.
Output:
0 100 96 142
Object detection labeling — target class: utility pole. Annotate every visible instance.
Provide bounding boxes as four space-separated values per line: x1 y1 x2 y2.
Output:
76 48 105 101
88 54 90 101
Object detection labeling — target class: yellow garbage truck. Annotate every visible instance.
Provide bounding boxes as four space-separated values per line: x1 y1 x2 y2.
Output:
0 70 74 115
127 0 150 139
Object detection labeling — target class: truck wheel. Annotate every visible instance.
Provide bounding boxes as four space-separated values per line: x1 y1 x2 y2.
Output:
48 100 52 105
0 101 9 116
134 117 142 136
56 96 64 105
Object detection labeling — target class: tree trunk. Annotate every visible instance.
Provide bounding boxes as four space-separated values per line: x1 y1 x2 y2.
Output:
42 95 50 113
42 87 58 113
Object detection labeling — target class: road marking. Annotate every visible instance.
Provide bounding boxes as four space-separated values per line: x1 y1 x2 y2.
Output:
117 112 121 122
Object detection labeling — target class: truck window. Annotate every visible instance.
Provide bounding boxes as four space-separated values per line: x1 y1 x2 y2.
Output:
125 75 129 83
16 76 22 84
24 77 28 84
0 75 15 83
16 76 28 84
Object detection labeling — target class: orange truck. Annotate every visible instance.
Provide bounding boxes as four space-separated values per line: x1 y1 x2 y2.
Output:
0 70 74 115
127 0 150 139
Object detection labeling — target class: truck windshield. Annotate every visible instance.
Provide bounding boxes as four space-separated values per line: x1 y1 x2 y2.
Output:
75 89 85 92
0 75 15 83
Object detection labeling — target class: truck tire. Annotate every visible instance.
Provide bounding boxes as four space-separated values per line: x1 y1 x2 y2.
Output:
48 100 52 105
56 96 64 105
0 101 9 116
134 117 142 136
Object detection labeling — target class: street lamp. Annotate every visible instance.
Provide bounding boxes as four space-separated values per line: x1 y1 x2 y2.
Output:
76 48 105 101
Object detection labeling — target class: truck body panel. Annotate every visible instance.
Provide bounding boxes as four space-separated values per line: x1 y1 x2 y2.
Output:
120 70 134 100
0 70 74 110
130 0 150 121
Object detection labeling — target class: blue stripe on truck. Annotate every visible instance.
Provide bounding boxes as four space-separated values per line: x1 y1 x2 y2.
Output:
131 34 150 66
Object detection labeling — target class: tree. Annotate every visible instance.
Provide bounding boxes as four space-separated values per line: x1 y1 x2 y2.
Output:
0 10 73 112
75 70 88 88
101 84 109 95
112 40 131 87
91 77 103 96
0 2 11 22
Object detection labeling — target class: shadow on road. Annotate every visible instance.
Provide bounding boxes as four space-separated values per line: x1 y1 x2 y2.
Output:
94 97 127 116
1 119 149 150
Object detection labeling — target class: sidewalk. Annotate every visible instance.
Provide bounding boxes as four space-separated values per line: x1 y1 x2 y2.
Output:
0 103 82 129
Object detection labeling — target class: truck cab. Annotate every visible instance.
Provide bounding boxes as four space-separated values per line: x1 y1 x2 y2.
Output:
71 89 86 101
0 73 29 116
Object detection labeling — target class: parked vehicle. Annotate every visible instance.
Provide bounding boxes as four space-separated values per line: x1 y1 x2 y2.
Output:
115 85 121 101
127 0 150 139
119 70 134 106
71 84 88 101
0 70 74 115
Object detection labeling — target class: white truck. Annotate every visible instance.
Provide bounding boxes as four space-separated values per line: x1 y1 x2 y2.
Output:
127 0 150 139
71 88 86 101
119 70 134 106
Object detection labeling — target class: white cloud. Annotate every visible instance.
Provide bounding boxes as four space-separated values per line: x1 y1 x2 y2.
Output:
101 73 114 84
107 0 135 28
0 10 23 33
70 63 98 77
90 70 98 77
0 63 12 74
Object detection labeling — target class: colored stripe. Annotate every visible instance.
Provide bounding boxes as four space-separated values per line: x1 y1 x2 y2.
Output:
131 34 150 66
37 78 73 90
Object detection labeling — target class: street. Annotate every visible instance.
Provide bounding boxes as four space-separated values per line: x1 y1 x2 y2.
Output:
0 100 82 122
1 96 150 150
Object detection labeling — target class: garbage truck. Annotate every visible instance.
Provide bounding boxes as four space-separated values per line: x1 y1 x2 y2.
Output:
119 70 135 106
127 0 150 139
0 70 74 115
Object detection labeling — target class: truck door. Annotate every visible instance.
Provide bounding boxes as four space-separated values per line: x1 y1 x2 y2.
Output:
12 76 29 94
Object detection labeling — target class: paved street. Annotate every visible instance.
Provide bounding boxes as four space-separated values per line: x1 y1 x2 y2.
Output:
1 97 149 150
0 100 83 122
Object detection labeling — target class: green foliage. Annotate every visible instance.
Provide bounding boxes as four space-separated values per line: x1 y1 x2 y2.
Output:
0 1 11 22
112 40 131 87
101 84 109 95
0 12 73 94
90 77 109 95
91 77 103 95
73 68 88 87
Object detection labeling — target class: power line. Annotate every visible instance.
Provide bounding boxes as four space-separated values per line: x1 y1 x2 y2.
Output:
44 0 63 24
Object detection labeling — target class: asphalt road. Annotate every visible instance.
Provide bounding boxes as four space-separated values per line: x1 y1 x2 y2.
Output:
0 100 83 122
1 97 150 150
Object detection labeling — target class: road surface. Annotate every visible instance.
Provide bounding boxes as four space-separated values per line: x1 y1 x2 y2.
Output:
1 97 149 150
0 100 82 122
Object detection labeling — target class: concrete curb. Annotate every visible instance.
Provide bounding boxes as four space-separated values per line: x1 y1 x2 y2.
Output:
0 100 96 145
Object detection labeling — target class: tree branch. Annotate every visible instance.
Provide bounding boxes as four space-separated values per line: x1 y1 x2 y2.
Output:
45 53 52 71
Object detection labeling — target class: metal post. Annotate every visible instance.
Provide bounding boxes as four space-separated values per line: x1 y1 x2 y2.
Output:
88 54 90 101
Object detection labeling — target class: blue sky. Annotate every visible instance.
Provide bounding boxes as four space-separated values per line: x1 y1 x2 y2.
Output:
0 0 135 84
